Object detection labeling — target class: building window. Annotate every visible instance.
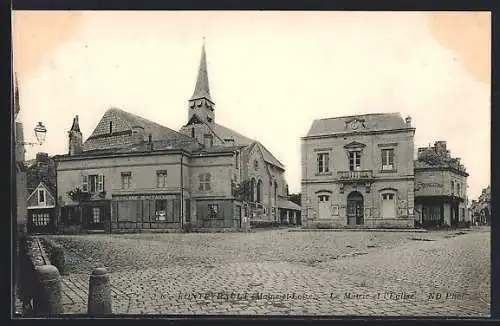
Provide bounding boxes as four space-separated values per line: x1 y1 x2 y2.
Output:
199 173 212 191
204 134 213 148
89 175 98 193
109 121 113 134
451 181 455 195
155 199 167 221
381 149 395 170
457 183 461 197
157 170 168 188
349 151 361 171
254 160 259 171
318 195 330 202
121 172 132 190
235 152 239 169
38 189 46 205
208 203 218 219
317 152 330 173
92 207 101 223
32 212 50 227
191 127 195 138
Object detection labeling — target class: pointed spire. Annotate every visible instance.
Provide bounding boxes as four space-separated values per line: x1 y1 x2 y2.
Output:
70 115 81 132
190 39 212 102
14 72 20 115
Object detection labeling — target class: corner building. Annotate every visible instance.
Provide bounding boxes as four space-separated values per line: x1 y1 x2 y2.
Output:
301 113 415 228
54 43 299 233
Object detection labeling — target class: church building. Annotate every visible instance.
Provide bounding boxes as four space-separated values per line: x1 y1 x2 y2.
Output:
54 42 300 233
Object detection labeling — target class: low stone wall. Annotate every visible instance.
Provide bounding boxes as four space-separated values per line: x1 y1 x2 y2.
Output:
39 237 67 275
17 235 53 315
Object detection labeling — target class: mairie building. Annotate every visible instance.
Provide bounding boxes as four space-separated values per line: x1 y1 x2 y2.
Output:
301 113 470 229
54 43 300 233
301 113 416 228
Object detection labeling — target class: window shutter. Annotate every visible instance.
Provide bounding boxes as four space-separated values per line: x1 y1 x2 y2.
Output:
81 175 88 192
98 175 104 192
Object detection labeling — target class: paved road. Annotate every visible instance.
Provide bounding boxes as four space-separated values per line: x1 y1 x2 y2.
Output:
54 227 490 317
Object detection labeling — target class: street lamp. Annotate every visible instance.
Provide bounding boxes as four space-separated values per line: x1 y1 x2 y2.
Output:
22 122 47 146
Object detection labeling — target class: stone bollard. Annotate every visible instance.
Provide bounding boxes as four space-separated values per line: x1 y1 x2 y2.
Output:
33 265 63 315
87 267 112 315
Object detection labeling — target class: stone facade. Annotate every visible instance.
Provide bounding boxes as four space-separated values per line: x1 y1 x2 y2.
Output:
301 113 415 228
54 42 300 233
414 141 469 227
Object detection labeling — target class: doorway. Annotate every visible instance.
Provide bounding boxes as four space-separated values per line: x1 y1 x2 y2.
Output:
318 194 331 219
347 191 364 225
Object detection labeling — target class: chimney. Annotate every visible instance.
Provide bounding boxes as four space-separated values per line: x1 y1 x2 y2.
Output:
36 152 49 163
68 115 83 156
405 116 412 127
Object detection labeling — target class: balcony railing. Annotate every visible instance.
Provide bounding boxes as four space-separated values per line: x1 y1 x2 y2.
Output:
337 170 374 181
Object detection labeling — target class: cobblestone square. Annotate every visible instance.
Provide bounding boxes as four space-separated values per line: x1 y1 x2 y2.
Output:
52 227 490 317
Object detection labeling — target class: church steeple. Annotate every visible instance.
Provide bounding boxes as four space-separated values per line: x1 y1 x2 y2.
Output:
188 39 215 124
190 39 212 102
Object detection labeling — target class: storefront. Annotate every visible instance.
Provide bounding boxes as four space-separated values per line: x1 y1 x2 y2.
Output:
111 194 182 231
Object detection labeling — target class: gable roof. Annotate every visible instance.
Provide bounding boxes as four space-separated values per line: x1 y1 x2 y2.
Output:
212 124 285 169
27 182 56 207
84 108 200 152
306 113 408 137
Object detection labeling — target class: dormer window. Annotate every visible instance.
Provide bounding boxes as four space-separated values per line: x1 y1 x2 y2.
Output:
207 116 213 123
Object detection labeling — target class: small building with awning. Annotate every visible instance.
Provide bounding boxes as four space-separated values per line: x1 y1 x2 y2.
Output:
277 197 301 225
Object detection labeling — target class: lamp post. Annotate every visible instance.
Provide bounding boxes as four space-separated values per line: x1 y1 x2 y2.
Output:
21 122 47 147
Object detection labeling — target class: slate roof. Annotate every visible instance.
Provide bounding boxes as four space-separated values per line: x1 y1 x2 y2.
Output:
190 43 212 102
306 113 408 137
211 124 284 169
83 108 200 152
277 198 301 211
110 108 197 144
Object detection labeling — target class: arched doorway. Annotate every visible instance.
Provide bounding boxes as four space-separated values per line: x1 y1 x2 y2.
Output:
347 191 364 226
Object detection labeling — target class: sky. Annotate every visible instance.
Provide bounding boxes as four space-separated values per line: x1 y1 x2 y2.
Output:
12 11 490 199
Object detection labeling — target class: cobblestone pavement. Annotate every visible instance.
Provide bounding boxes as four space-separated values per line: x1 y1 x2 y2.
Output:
53 227 490 317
